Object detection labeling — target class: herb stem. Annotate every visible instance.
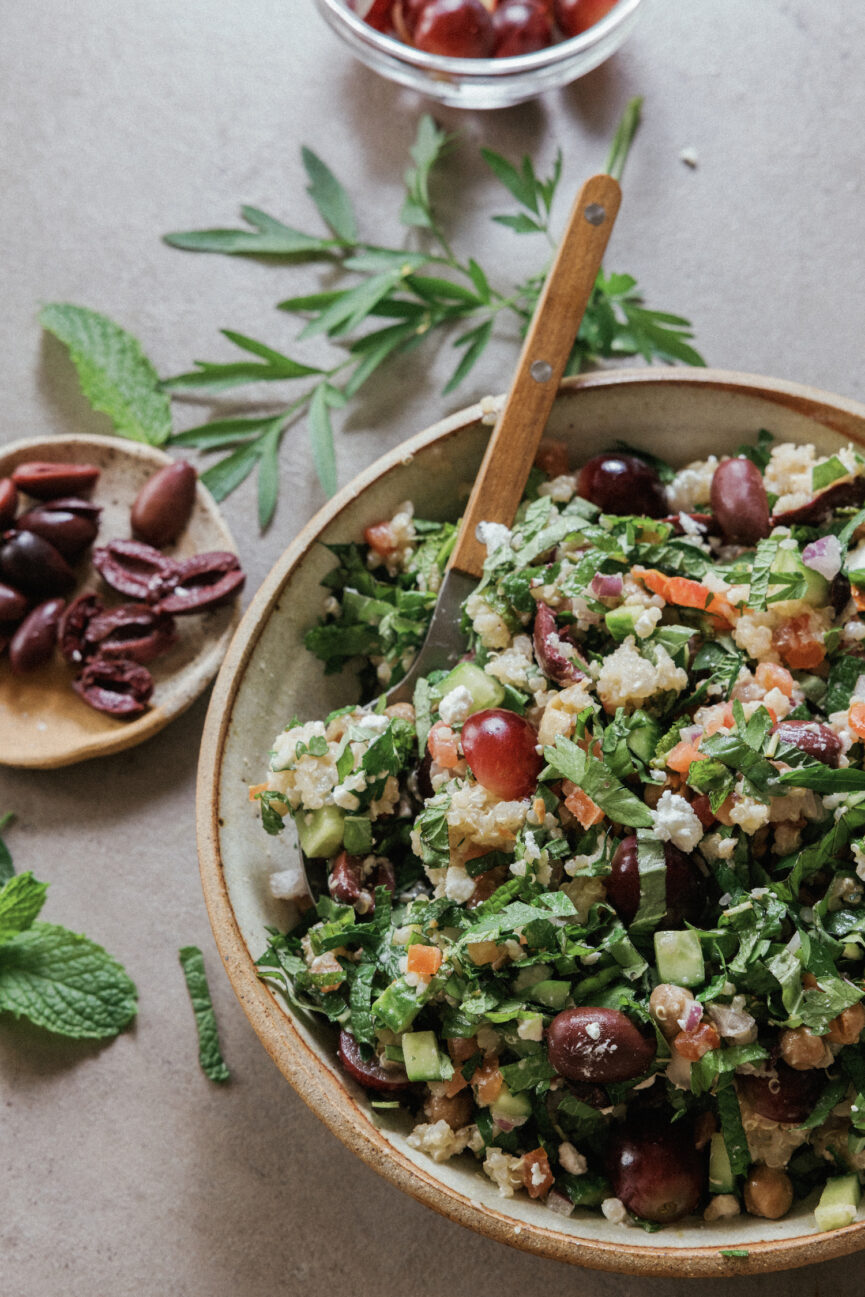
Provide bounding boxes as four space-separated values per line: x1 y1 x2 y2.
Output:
604 96 643 182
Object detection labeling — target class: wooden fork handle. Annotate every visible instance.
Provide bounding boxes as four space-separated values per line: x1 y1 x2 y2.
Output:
449 172 622 580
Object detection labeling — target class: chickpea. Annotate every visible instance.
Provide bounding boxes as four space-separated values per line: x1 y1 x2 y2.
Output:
779 1025 831 1070
424 1088 474 1130
649 983 694 1041
743 1164 794 1220
827 1002 865 1046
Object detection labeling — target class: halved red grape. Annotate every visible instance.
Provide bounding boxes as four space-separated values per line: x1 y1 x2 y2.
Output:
606 836 703 928
553 0 616 37
412 0 495 56
576 453 668 518
461 708 543 800
337 1029 411 1092
606 1117 705 1223
737 1063 823 1124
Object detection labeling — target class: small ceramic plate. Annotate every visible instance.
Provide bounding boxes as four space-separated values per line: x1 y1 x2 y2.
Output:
198 370 865 1275
0 434 240 769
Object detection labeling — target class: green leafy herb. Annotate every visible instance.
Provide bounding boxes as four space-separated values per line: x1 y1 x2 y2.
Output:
40 303 172 445
0 812 15 886
178 945 231 1083
812 455 850 492
737 428 773 472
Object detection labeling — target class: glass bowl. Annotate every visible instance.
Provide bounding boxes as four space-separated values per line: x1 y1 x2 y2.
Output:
314 0 644 109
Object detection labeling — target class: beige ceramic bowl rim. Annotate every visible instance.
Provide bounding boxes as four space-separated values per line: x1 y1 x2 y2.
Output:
197 368 865 1277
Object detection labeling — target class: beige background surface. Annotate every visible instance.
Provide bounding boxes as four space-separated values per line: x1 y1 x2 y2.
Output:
2 1 865 1293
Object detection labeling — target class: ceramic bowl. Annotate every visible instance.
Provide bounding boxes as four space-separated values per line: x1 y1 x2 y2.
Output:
0 434 240 769
197 368 865 1276
314 0 643 110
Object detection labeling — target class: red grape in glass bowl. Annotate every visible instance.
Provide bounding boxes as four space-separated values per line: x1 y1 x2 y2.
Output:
313 0 644 109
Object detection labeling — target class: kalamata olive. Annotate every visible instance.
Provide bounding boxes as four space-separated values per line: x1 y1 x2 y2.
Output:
58 592 104 664
773 477 865 528
0 478 18 527
328 851 393 911
131 460 197 548
11 460 100 500
0 581 28 623
72 656 154 718
0 530 76 597
83 603 177 664
546 1007 656 1083
576 453 668 518
337 1029 411 1092
8 598 65 673
158 551 245 614
461 708 543 800
412 0 495 56
709 456 771 546
737 1062 823 1124
533 602 587 686
16 504 99 559
830 571 852 616
492 0 553 55
606 1117 705 1224
774 719 842 768
92 539 179 602
606 836 703 928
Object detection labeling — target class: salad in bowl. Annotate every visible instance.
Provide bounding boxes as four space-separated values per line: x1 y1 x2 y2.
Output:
250 424 865 1235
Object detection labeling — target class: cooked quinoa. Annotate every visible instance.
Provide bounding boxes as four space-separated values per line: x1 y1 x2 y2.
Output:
254 432 865 1232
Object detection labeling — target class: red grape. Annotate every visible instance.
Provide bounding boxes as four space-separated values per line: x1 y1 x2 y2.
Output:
492 0 553 55
606 836 703 928
412 0 495 56
576 452 668 518
338 1029 411 1092
554 0 616 38
737 1063 823 1125
607 1117 705 1223
461 708 543 800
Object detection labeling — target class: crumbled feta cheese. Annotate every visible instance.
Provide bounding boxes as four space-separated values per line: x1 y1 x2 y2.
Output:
585 1020 602 1041
332 771 367 811
652 790 704 852
517 1015 544 1042
444 865 476 904
269 861 307 901
601 1197 629 1224
438 685 474 728
475 521 512 554
558 1142 587 1175
482 1147 524 1197
680 146 699 168
408 1119 473 1163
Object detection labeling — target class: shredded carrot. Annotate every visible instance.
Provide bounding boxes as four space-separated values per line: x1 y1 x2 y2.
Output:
472 1056 503 1106
428 721 461 769
755 661 795 698
666 740 706 774
633 566 739 626
563 784 605 828
849 701 865 741
855 588 865 613
521 1148 554 1199
248 782 268 800
406 944 443 978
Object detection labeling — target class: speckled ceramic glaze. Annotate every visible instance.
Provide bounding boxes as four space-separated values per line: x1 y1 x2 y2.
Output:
197 370 865 1276
0 434 239 768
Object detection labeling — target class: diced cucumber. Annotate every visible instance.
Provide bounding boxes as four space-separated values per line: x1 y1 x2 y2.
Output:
402 1030 454 1083
372 977 424 1032
709 1132 736 1194
295 805 345 859
528 979 571 1010
605 606 642 641
384 1044 405 1064
654 929 705 987
512 963 553 992
771 546 830 608
490 1083 532 1125
342 814 373 855
814 1174 861 1232
626 710 663 765
434 661 504 715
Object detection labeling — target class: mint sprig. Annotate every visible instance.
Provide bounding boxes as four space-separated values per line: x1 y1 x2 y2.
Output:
178 945 230 1083
42 98 704 525
0 826 137 1040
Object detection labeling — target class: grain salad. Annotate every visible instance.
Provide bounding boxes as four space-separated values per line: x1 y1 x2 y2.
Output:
252 432 865 1232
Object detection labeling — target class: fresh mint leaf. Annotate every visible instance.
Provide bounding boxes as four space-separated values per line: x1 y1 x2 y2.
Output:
716 1081 750 1176
302 147 358 244
178 945 230 1083
825 654 865 713
0 922 137 1039
748 537 780 611
776 765 865 792
41 303 172 445
543 735 654 828
0 812 14 886
737 428 774 472
0 872 47 943
812 455 850 492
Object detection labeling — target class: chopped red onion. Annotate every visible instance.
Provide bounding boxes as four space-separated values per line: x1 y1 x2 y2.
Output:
680 724 703 746
546 1190 575 1217
679 1000 704 1033
590 573 623 598
802 534 842 581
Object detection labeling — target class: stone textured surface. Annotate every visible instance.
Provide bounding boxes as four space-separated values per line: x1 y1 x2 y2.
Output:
2 0 865 1293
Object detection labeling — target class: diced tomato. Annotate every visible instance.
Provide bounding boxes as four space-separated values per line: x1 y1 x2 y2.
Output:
521 1147 555 1199
755 661 795 698
406 944 443 978
849 701 865 741
773 615 825 670
690 794 715 828
364 520 398 555
673 1020 720 1061
633 566 739 627
854 588 865 614
534 438 570 477
443 1070 469 1098
428 721 461 769
248 782 268 800
562 782 605 828
472 1056 503 1106
448 1036 478 1064
665 740 706 774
